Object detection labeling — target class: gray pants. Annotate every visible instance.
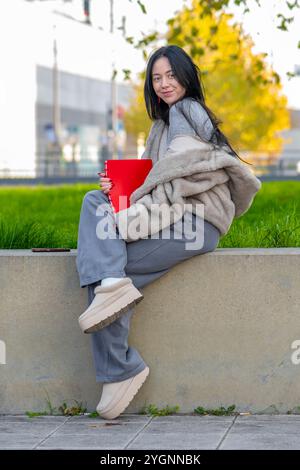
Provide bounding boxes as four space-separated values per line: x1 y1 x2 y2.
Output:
76 189 220 383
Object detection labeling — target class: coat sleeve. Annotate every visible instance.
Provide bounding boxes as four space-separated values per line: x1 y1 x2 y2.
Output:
114 181 187 242
115 103 214 242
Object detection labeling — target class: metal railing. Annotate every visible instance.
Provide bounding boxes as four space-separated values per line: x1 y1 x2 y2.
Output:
1 153 300 184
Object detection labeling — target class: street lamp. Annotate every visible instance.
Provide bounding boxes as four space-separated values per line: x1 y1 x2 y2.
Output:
83 0 91 24
294 65 300 76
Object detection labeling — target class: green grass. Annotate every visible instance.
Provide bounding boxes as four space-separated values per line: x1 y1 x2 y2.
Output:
139 403 180 416
0 181 299 248
194 405 237 416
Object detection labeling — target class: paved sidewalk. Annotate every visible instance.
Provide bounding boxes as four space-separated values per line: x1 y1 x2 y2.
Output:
1 414 300 450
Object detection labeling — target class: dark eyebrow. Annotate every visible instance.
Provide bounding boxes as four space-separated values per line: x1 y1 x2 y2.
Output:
152 69 173 77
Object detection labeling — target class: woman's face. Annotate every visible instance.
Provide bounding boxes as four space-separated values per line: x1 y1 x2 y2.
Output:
152 56 186 107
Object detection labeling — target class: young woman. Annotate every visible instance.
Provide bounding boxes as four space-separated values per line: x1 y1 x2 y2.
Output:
76 45 261 420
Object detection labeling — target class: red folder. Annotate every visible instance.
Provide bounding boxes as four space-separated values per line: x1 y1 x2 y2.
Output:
105 159 153 213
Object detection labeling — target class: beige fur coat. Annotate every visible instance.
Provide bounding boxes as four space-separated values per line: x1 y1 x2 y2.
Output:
115 120 262 242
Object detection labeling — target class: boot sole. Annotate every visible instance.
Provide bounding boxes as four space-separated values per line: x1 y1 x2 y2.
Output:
80 291 144 334
97 366 150 420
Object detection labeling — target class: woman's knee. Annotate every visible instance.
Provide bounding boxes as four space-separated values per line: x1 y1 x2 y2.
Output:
83 189 108 205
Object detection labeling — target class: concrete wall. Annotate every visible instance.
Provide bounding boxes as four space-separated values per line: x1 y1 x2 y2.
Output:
0 248 300 414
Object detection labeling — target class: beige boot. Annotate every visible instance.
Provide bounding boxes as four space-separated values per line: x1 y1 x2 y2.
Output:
97 366 150 420
78 277 143 333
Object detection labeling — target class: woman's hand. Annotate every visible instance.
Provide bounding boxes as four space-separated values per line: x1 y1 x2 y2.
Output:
97 172 112 194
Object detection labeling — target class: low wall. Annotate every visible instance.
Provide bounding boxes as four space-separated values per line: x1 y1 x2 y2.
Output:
0 248 299 414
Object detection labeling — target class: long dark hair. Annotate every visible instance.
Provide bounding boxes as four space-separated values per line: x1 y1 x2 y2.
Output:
144 44 251 165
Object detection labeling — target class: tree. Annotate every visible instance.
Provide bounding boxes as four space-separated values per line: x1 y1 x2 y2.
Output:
124 0 290 160
123 83 150 138
125 0 300 81
26 1 300 81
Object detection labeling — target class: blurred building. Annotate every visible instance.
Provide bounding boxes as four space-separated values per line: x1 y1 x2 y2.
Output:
1 1 299 179
36 65 134 178
229 106 300 177
0 0 139 179
277 109 300 175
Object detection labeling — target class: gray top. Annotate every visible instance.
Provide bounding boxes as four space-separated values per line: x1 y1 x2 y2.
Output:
158 97 217 158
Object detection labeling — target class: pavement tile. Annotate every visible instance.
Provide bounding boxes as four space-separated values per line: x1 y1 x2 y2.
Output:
2 414 300 450
0 415 68 449
36 414 151 449
220 415 300 450
128 415 234 450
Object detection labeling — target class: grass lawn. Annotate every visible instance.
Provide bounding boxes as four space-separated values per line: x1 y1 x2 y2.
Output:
0 181 299 249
